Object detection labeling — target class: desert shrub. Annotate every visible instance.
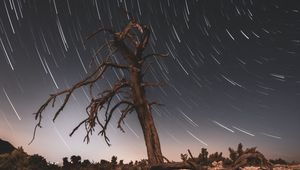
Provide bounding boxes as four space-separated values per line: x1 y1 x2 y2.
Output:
27 154 48 170
208 152 224 164
100 159 110 165
111 155 118 166
82 159 91 167
70 155 81 165
223 158 233 167
62 157 71 169
197 148 209 165
237 143 244 156
0 148 27 170
180 153 188 162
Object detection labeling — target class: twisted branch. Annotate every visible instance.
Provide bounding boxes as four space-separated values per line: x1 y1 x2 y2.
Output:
85 28 115 42
29 62 131 145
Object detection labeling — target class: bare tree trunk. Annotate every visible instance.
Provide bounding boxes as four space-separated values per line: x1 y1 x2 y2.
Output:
115 39 163 165
130 67 163 165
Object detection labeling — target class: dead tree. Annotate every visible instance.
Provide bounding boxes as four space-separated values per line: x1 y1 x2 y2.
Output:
30 15 168 165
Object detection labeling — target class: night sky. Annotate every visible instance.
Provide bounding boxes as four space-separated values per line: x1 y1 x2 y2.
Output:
0 0 300 164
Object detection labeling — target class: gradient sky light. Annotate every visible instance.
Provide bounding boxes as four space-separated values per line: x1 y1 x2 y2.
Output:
0 0 300 163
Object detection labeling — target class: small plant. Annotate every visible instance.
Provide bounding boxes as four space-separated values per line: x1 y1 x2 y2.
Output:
111 155 118 167
180 153 188 162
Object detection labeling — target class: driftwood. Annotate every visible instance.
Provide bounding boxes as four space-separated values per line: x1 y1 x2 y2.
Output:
151 146 274 170
230 152 273 170
149 149 206 170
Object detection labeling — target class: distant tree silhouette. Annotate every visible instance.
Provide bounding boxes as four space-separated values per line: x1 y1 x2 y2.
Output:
30 11 168 165
100 159 110 165
111 155 118 167
27 154 48 170
82 159 91 167
0 147 27 169
119 159 124 166
70 155 81 166
62 157 68 164
237 143 244 156
62 157 71 169
197 148 209 165
0 139 15 154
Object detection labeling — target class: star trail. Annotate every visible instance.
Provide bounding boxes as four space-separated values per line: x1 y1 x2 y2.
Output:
0 0 300 163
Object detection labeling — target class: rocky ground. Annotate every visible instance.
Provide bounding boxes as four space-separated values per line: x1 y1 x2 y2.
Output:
207 163 300 170
238 165 300 170
273 164 300 170
241 165 300 170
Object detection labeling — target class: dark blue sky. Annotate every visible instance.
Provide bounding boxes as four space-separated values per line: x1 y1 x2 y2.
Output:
0 0 299 163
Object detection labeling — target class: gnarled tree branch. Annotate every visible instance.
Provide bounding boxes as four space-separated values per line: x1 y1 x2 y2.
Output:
29 62 131 145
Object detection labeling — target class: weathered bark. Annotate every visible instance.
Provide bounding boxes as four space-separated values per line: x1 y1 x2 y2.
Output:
115 37 163 165
132 71 163 165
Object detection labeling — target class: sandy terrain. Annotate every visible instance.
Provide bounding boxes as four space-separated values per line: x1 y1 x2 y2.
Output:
207 164 300 170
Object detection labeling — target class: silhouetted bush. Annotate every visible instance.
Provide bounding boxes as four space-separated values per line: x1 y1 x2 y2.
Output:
208 152 224 164
180 153 188 162
27 154 48 170
197 148 209 165
62 157 71 169
0 148 60 170
70 155 81 165
111 155 118 166
82 159 91 167
0 139 15 154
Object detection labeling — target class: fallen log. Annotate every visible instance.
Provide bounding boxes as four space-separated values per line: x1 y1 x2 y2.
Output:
229 152 273 170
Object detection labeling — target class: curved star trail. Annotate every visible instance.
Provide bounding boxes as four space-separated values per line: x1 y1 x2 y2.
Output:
0 0 299 163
